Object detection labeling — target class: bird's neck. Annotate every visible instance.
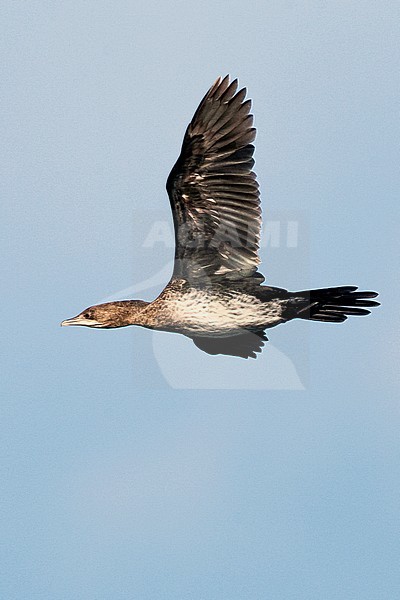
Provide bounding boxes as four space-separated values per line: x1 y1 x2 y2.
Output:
103 300 151 327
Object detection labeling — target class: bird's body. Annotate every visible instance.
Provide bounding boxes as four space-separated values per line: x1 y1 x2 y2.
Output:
62 76 379 358
143 280 287 336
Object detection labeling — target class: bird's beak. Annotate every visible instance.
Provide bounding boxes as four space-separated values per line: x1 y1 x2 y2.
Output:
60 316 101 327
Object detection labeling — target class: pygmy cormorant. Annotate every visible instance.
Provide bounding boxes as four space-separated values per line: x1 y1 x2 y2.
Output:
61 76 379 358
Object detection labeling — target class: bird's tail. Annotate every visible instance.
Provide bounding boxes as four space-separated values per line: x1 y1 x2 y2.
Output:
294 286 379 322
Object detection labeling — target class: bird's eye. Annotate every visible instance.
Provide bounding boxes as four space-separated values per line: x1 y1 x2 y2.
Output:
83 312 91 319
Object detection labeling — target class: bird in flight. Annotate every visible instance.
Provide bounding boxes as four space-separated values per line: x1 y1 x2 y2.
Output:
61 76 379 358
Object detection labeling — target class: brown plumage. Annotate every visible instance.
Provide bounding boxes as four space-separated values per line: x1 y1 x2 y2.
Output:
61 76 379 359
166 76 261 283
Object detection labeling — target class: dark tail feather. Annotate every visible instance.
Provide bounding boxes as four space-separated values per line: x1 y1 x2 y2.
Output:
295 286 380 323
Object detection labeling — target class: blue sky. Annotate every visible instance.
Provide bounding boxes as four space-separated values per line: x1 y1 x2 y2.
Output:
2 1 399 598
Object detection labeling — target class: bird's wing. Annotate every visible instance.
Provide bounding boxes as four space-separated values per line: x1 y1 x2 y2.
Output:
166 76 263 285
191 329 268 359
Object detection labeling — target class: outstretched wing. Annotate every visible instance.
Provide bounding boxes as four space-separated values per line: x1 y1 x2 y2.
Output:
191 329 268 359
166 76 263 285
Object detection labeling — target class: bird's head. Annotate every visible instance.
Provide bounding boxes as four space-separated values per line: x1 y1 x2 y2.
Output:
61 300 148 329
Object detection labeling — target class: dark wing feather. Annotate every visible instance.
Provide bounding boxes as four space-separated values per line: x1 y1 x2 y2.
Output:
166 76 263 285
191 329 268 359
